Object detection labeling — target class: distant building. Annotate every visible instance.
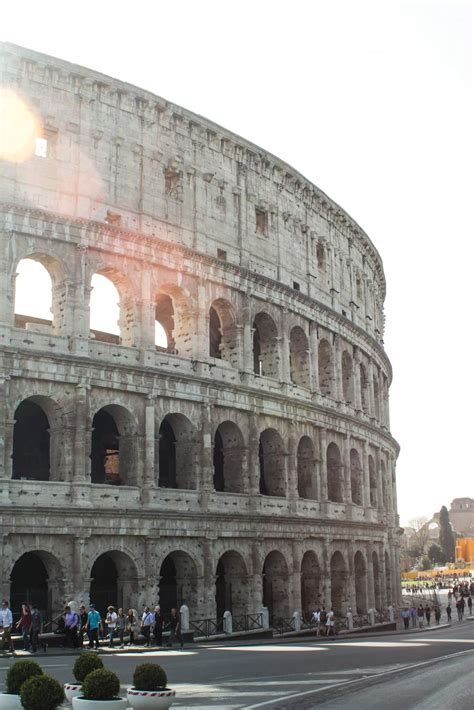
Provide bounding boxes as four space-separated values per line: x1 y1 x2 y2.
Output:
449 498 474 538
455 538 474 564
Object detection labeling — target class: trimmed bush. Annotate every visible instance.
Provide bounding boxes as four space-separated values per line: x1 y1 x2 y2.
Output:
20 675 65 710
73 652 104 683
6 660 43 694
133 663 167 691
83 669 120 700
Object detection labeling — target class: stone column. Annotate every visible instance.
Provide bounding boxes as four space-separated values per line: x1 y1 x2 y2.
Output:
144 398 156 486
0 231 14 328
250 542 264 612
3 418 14 480
201 539 217 618
248 413 260 506
361 440 371 509
287 426 298 511
334 336 343 402
241 293 253 375
73 383 90 483
375 448 384 515
346 544 356 612
321 538 332 610
342 434 352 504
280 313 291 384
319 428 328 501
290 540 302 613
309 322 320 399
199 403 213 504
145 538 160 605
353 349 362 411
379 546 388 608
367 362 376 419
366 546 375 610
0 375 10 481
73 537 90 605
70 245 91 356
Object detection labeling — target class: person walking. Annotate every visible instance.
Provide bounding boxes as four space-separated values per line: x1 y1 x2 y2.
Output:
434 606 441 625
401 608 410 630
0 600 15 653
311 609 321 636
446 603 452 622
126 609 139 645
116 608 126 648
16 604 32 651
410 606 417 628
166 608 184 648
86 604 101 649
468 596 473 616
141 607 154 647
424 604 431 626
417 604 424 628
106 606 118 648
78 606 88 647
30 604 47 653
64 606 79 648
325 608 336 637
153 605 164 647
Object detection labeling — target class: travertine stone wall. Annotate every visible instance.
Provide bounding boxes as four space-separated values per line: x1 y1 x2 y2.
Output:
0 42 401 622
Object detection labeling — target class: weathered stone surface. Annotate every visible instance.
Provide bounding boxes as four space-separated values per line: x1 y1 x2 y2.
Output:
0 43 401 622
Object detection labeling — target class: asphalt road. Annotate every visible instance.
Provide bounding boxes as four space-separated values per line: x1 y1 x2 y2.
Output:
1 621 473 709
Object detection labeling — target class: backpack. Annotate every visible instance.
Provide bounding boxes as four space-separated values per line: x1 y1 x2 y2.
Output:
320 610 327 624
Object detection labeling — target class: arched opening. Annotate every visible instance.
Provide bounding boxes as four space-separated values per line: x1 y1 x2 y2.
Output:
359 364 368 412
209 299 238 366
90 551 138 617
14 258 56 331
259 429 286 497
158 414 196 489
385 551 392 605
369 455 377 507
89 274 120 344
341 350 354 403
373 375 380 420
297 436 316 499
372 551 381 609
301 551 321 620
10 551 64 621
90 405 136 486
253 312 279 378
330 551 347 615
215 551 248 619
262 551 289 624
316 241 326 269
158 551 197 616
155 293 175 352
13 399 50 481
289 326 310 388
350 448 363 506
327 442 343 503
318 339 333 396
213 421 245 494
354 551 368 613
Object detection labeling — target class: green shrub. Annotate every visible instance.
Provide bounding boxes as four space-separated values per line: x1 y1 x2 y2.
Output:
133 663 167 690
83 669 120 700
20 675 65 710
6 660 43 694
73 652 104 683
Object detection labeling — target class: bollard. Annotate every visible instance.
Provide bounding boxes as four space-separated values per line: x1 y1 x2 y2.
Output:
368 608 375 626
292 610 302 632
346 610 353 630
223 610 232 634
388 605 395 623
179 604 189 633
260 606 270 629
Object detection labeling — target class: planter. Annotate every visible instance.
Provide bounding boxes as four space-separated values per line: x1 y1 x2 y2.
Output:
72 698 127 710
64 683 82 704
127 688 176 710
0 694 22 710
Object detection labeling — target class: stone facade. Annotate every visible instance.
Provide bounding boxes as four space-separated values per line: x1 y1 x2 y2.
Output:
0 43 401 623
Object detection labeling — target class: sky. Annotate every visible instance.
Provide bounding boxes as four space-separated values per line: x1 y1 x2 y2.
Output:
2 0 473 526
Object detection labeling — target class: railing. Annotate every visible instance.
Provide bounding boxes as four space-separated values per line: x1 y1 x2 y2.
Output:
271 616 296 634
232 613 264 633
352 613 370 628
189 617 222 638
374 609 391 623
190 612 265 637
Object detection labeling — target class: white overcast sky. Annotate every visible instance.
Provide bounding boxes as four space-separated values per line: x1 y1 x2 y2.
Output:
3 0 473 526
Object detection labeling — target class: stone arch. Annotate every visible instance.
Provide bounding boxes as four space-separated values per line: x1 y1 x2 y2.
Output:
297 435 317 500
259 428 286 497
209 299 238 367
327 442 344 503
318 339 333 396
10 550 65 620
384 551 392 605
359 363 368 412
372 551 381 609
289 326 310 388
89 267 138 346
215 550 248 619
13 253 69 333
301 551 321 619
156 283 196 358
159 550 198 615
155 292 176 352
213 421 245 494
341 350 354 403
354 551 368 613
90 404 138 486
330 551 348 615
262 551 289 624
350 448 363 506
368 455 377 507
90 550 139 616
158 413 197 490
12 395 64 482
253 312 279 379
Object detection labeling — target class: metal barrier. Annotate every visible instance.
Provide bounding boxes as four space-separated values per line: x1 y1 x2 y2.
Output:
189 612 264 638
232 613 264 633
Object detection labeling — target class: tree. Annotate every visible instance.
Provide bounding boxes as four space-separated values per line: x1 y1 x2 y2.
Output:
427 543 445 565
408 517 430 556
421 555 431 570
439 506 455 561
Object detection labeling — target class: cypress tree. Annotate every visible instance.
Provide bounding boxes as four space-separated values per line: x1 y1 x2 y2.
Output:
439 506 455 562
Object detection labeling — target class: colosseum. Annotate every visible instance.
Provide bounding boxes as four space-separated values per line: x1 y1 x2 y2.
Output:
0 42 401 628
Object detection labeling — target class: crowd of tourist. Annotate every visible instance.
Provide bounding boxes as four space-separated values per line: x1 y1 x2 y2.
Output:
0 599 184 653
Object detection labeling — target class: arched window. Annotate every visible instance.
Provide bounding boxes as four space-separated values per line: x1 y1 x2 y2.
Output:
90 405 137 485
158 414 196 490
155 293 175 352
354 551 367 613
14 258 53 330
289 326 310 388
341 350 354 403
259 429 286 497
327 442 343 503
297 436 316 499
209 299 238 366
213 422 245 493
316 241 326 269
359 363 368 412
263 551 289 624
368 454 377 507
13 400 50 481
90 274 120 344
253 313 279 378
318 339 333 396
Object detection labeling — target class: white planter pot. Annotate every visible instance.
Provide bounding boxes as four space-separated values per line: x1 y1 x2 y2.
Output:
64 683 82 704
126 688 176 710
72 698 127 710
0 694 22 710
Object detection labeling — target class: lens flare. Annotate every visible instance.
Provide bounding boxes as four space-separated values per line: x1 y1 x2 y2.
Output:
0 87 41 162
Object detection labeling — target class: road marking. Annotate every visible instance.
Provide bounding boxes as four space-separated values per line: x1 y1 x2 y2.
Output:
209 645 325 652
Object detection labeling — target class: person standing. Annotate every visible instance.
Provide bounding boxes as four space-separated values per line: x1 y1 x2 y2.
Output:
30 604 47 653
325 608 335 636
424 604 431 626
410 606 417 628
126 609 138 645
153 605 164 647
0 600 15 653
434 606 441 625
106 606 118 648
116 608 126 648
468 596 473 616
64 606 79 648
401 608 410 630
78 606 88 647
86 604 101 649
417 605 424 628
166 608 183 648
446 602 452 622
141 606 154 647
16 604 32 651
311 609 321 636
